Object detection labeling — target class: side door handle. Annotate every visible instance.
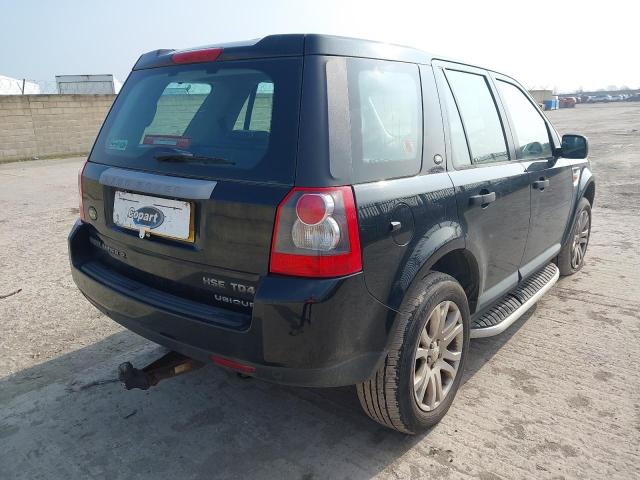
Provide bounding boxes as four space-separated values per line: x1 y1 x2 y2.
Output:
532 178 550 190
469 191 496 207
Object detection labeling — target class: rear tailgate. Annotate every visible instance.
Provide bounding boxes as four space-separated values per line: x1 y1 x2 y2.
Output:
79 163 288 319
77 56 302 320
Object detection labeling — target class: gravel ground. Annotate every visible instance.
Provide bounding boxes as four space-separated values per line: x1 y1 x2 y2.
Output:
1 103 639 479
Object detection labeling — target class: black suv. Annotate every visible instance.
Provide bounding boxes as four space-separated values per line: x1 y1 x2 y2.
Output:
69 35 595 434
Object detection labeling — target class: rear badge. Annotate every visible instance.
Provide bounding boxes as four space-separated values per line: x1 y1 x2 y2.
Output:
89 236 126 259
202 275 256 311
213 294 254 309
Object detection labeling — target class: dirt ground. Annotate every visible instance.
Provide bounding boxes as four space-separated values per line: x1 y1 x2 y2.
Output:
1 103 639 479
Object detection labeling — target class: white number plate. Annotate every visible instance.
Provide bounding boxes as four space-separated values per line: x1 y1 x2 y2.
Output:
113 191 193 242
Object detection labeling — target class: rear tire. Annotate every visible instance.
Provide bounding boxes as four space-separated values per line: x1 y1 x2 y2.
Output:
356 271 470 434
558 197 592 276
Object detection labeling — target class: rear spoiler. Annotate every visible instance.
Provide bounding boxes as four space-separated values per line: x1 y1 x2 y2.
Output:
133 35 305 70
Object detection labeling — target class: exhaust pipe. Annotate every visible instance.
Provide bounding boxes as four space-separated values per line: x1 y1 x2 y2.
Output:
118 351 204 390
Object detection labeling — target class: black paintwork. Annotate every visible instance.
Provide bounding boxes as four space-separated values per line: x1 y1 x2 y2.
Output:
69 220 389 387
69 34 594 387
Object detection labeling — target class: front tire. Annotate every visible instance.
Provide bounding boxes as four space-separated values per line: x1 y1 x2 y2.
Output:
558 197 592 276
356 272 470 434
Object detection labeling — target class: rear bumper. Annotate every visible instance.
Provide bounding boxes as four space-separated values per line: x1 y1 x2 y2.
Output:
69 221 391 387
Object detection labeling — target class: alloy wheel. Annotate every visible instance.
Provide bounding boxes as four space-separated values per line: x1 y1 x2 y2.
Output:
413 300 464 411
571 210 590 269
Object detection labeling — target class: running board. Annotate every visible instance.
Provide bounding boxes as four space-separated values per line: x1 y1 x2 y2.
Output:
470 263 559 338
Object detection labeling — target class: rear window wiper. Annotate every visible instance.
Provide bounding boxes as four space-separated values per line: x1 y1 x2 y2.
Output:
154 153 235 165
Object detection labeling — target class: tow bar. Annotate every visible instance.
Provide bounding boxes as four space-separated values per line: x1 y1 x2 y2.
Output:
118 351 204 390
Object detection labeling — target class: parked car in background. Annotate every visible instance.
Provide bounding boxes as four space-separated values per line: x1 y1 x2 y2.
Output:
69 34 595 434
560 97 577 108
593 94 612 102
626 93 640 102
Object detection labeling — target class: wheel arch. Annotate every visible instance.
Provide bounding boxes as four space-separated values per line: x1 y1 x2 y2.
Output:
431 248 480 314
396 239 480 315
562 169 595 247
583 180 596 207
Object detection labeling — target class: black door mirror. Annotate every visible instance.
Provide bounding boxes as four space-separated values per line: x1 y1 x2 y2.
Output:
560 134 589 159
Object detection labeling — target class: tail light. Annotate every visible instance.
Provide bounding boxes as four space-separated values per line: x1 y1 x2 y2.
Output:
270 186 362 278
78 160 87 222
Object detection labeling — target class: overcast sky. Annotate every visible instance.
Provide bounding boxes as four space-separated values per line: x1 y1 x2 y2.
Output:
1 0 637 92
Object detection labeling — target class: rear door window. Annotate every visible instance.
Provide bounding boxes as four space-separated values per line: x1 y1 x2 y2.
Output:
91 58 302 184
445 70 509 165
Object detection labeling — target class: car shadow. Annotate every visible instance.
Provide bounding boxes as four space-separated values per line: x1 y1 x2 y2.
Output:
463 306 537 382
1 308 536 480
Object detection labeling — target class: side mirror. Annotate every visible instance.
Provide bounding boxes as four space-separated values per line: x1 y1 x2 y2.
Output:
559 134 589 159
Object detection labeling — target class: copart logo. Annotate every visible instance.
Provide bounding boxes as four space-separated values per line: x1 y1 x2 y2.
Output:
128 206 164 229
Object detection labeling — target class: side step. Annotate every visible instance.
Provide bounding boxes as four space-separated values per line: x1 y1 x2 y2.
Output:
470 263 559 339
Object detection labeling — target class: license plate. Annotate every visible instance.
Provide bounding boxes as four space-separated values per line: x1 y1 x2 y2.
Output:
113 191 194 242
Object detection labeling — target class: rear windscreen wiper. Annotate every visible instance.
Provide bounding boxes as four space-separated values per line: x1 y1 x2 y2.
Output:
154 153 235 165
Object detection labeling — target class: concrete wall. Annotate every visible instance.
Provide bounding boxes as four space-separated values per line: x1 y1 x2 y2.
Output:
0 94 115 163
144 94 209 136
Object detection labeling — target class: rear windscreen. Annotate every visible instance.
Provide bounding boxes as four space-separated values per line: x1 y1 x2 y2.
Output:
90 57 303 184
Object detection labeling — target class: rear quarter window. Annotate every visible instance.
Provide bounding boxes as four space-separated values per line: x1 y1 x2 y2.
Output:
327 57 423 183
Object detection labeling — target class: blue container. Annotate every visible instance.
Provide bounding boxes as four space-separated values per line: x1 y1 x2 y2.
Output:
543 99 559 110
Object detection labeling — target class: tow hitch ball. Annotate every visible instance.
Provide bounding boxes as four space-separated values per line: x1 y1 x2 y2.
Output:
118 351 204 390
